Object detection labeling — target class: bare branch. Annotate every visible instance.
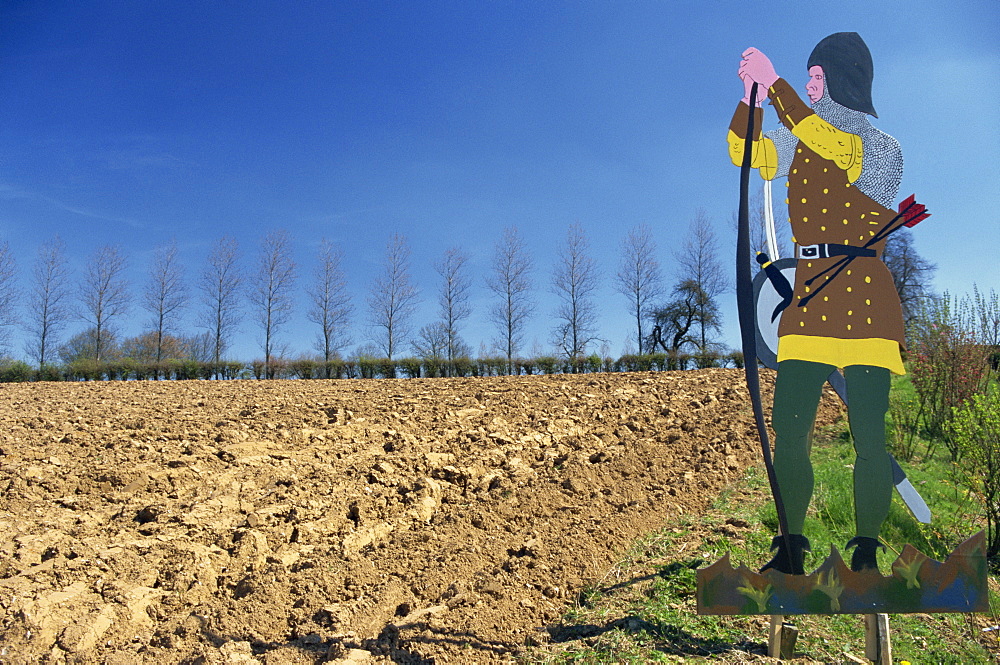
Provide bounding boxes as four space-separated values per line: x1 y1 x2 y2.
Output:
883 230 936 326
79 245 130 362
367 233 419 360
307 239 353 365
434 246 472 365
198 236 243 367
674 211 726 352
25 236 72 366
143 240 188 363
614 224 663 355
0 240 20 356
249 229 297 376
486 226 534 367
551 223 600 360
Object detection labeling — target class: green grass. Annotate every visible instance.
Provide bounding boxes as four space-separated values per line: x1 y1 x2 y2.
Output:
524 376 1000 663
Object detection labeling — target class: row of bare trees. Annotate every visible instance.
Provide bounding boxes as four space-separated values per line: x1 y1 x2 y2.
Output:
0 212 936 369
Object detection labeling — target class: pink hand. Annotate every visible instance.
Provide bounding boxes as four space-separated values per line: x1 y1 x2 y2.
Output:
740 47 779 89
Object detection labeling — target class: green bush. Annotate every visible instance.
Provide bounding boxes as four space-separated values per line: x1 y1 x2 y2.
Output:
66 358 103 381
535 356 558 375
36 363 64 382
946 386 1000 561
289 358 319 379
378 359 398 379
909 319 989 456
0 360 34 383
692 351 720 369
398 357 422 378
450 357 473 377
585 353 602 373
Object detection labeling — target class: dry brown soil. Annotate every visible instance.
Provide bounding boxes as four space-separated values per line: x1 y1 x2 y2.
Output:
0 369 842 664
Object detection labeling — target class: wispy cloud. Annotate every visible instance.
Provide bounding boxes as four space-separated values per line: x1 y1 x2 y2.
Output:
0 181 146 230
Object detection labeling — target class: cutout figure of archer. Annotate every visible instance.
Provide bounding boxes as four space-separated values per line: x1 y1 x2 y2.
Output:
729 33 928 575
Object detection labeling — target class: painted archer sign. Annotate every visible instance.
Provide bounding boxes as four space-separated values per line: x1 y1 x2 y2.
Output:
697 32 987 615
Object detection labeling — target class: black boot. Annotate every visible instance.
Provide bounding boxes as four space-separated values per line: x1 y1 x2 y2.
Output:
760 534 810 575
846 536 885 573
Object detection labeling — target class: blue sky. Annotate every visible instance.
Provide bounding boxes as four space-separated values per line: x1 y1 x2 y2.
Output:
1 0 997 363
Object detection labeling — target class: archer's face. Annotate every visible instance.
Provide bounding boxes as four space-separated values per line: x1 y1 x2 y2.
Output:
806 66 825 104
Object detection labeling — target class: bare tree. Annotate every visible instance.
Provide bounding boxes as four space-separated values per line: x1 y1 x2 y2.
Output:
551 223 600 360
307 239 353 370
615 224 663 355
79 245 130 362
25 237 72 366
198 236 243 367
368 233 419 359
412 322 447 359
486 226 534 369
0 240 19 356
143 241 188 363
883 229 936 325
249 229 297 377
59 327 121 364
674 210 727 353
435 247 472 366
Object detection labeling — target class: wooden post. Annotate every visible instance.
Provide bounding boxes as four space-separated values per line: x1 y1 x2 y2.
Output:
768 615 798 659
864 613 892 663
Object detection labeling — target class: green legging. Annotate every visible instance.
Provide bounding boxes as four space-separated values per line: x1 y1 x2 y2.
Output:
771 359 892 539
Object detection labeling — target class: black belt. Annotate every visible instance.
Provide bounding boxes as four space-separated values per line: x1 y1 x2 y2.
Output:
796 243 877 259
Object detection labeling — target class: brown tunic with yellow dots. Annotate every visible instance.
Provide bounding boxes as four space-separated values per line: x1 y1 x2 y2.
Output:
728 79 906 374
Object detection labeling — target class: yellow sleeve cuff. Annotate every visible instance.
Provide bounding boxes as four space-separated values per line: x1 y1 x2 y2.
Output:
727 130 779 181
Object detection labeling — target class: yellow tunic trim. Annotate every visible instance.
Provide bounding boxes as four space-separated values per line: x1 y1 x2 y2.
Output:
777 334 905 375
789 115 864 183
727 130 779 180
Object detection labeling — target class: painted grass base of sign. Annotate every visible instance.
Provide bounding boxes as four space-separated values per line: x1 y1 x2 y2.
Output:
697 531 988 615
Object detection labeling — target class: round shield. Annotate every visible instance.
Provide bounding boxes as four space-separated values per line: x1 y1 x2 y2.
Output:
752 258 797 370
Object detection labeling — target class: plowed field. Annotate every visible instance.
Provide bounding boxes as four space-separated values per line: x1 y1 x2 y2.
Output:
0 369 842 664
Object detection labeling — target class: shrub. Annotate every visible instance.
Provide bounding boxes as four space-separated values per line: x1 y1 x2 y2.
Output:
398 357 422 378
289 358 319 379
692 351 720 369
66 358 103 381
0 360 33 383
451 357 473 377
946 387 1000 562
378 359 398 379
585 354 602 374
322 360 345 379
357 356 378 379
36 363 64 382
909 309 989 456
536 356 558 375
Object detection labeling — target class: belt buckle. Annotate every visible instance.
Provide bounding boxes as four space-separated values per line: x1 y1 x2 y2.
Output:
798 244 822 259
